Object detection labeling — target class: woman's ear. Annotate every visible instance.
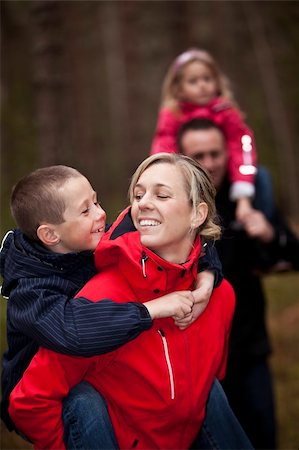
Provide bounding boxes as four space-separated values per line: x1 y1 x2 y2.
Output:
37 224 60 247
191 202 208 229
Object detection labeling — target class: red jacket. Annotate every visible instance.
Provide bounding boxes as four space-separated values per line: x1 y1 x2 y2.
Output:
9 208 235 450
151 97 257 195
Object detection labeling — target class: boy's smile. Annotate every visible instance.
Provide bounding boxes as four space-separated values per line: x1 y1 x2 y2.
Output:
53 175 106 253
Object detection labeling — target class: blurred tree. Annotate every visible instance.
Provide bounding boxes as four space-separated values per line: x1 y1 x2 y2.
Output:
244 1 299 218
1 1 37 233
1 0 299 223
1 3 299 450
30 0 66 165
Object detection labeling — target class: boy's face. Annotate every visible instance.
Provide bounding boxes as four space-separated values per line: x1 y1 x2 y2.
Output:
54 175 106 253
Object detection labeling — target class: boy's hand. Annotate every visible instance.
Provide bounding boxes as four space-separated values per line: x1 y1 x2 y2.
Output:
174 304 202 330
174 270 215 330
144 291 194 320
193 270 214 305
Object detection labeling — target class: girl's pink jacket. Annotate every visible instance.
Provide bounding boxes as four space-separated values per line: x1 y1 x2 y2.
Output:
151 98 257 191
9 208 235 450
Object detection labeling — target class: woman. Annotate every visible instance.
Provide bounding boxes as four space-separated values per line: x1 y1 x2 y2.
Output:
9 154 252 449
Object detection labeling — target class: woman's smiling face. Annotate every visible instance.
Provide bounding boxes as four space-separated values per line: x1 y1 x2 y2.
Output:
131 162 196 264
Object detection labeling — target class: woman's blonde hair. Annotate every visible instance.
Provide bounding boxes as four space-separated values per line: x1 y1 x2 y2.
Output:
129 153 221 241
161 48 237 113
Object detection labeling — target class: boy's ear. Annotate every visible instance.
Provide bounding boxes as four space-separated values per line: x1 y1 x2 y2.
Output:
191 202 208 229
37 224 60 247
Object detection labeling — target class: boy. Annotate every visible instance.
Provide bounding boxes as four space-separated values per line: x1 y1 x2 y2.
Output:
1 165 220 446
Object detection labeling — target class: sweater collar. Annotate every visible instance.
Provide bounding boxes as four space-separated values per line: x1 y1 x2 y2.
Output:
1 228 94 275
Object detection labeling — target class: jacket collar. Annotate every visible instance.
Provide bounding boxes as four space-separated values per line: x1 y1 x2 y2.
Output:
94 207 201 282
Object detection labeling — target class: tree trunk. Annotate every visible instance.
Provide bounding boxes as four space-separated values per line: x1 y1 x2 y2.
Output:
30 0 65 165
243 1 299 220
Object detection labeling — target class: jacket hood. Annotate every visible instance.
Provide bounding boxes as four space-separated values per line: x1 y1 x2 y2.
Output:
94 207 201 289
0 229 93 299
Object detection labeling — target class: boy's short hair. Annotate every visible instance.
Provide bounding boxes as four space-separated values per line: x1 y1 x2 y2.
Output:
11 165 82 240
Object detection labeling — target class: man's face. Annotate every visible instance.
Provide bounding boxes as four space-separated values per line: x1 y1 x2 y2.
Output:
180 128 228 189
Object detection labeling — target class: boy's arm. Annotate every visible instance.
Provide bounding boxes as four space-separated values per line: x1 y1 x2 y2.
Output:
144 290 194 320
197 241 223 288
174 242 223 329
10 282 152 356
174 274 214 330
6 237 222 358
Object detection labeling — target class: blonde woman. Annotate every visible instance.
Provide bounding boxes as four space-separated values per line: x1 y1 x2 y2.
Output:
9 154 252 449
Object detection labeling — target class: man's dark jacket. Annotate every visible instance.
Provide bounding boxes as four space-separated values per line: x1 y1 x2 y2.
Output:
215 174 299 369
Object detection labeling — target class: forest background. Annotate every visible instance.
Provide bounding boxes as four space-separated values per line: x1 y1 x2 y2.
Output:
1 1 299 449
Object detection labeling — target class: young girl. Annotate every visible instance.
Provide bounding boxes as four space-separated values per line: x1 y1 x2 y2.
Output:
151 48 257 222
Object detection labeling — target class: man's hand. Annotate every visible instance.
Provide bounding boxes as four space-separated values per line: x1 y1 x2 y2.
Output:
241 209 275 243
235 197 254 223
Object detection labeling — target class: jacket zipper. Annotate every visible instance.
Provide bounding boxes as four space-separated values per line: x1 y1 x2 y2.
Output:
158 329 175 400
141 251 148 278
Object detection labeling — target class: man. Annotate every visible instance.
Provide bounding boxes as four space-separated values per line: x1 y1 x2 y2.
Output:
178 118 299 450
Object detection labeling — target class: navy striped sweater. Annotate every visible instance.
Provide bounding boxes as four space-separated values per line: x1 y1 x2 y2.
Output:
0 229 152 431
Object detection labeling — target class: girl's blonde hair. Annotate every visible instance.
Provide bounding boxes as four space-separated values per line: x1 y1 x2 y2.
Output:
161 48 237 113
129 153 221 241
